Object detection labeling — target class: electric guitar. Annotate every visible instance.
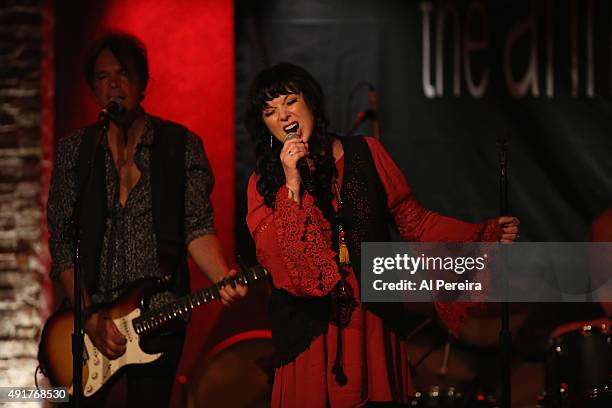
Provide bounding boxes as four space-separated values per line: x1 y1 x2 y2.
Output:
39 265 268 398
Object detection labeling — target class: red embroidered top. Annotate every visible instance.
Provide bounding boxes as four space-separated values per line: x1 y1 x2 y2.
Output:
247 137 500 407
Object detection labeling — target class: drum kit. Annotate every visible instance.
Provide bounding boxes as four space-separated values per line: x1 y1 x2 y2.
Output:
186 330 274 408
186 279 610 408
407 318 501 408
538 320 611 407
411 385 499 407
184 280 275 408
407 318 611 408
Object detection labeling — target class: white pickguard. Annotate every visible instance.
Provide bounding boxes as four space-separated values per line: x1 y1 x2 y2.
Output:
81 308 163 397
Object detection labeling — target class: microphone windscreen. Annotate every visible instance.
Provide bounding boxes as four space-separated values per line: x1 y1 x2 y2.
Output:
106 97 125 116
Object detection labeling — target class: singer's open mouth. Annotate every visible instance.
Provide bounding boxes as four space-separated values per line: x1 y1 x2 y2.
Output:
283 122 299 134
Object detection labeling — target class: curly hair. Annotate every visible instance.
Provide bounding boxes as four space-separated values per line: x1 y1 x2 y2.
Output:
245 63 336 222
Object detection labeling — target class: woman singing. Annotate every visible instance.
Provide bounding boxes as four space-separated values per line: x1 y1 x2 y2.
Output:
245 63 519 407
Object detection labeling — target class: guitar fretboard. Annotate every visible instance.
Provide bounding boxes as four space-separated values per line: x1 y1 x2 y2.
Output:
132 265 268 335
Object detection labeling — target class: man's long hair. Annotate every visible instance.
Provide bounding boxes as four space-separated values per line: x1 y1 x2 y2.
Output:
83 32 149 97
245 63 336 221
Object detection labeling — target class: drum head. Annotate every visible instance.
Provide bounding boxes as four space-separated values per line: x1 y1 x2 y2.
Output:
187 331 274 408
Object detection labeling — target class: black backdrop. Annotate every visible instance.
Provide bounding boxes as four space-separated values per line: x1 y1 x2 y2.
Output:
234 0 612 263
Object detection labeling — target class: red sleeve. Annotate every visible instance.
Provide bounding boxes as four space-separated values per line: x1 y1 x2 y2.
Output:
363 137 500 335
364 136 501 243
246 174 340 297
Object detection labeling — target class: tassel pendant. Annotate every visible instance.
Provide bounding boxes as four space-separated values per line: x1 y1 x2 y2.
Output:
339 242 350 265
338 228 350 265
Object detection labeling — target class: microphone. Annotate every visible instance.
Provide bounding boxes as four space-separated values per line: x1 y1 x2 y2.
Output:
285 132 314 192
98 97 125 128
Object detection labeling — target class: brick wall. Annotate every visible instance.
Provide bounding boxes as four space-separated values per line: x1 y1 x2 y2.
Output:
0 0 47 391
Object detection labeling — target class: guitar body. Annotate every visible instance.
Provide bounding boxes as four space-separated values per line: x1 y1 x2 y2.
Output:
39 285 162 398
39 265 269 399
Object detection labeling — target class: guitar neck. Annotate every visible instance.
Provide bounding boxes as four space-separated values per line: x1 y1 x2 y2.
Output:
133 265 268 335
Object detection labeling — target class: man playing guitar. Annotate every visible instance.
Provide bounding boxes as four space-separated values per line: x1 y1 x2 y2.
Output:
45 32 246 406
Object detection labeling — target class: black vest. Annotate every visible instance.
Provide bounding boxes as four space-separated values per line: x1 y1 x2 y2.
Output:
270 136 407 366
76 116 190 298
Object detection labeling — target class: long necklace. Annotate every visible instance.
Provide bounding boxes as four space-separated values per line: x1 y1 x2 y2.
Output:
331 180 357 324
331 179 356 386
333 181 350 266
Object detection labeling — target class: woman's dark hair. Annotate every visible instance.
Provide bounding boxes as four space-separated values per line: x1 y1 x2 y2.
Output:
245 62 336 221
83 32 149 94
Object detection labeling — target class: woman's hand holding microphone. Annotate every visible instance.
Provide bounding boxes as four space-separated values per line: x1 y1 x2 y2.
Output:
280 133 309 204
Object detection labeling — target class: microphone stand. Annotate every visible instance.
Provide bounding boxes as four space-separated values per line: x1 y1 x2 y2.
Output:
345 82 380 140
71 110 108 406
367 87 380 140
348 109 377 136
498 137 511 408
72 230 83 407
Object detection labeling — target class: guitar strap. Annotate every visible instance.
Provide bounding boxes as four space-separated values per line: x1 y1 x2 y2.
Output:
77 123 107 296
77 116 189 297
150 117 189 297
